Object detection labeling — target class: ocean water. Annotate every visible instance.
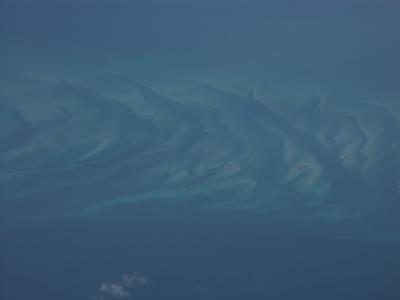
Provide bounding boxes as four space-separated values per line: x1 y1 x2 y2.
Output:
1 1 400 299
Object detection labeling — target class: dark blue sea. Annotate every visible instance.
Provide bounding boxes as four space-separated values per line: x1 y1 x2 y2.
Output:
2 204 400 300
1 1 400 299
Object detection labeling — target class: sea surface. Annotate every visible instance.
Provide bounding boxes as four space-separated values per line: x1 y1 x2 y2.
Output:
1 1 400 299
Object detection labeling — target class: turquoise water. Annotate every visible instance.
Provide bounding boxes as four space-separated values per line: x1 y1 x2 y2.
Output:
1 1 400 299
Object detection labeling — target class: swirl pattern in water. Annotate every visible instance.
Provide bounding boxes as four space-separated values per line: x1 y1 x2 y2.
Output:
1 71 399 232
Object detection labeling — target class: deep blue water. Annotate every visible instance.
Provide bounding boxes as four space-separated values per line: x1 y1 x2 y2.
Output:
2 204 400 300
1 1 400 299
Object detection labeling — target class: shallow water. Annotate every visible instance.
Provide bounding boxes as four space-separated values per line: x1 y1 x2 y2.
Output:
1 1 400 299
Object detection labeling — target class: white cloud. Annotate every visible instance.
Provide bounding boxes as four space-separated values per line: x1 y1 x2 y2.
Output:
99 282 130 298
122 273 150 288
93 272 151 299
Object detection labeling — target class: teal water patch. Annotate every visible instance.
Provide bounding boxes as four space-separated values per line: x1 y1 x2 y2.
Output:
1 71 399 231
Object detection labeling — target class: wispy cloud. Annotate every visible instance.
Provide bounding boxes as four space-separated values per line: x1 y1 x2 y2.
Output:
122 273 150 288
99 282 130 298
91 272 151 299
